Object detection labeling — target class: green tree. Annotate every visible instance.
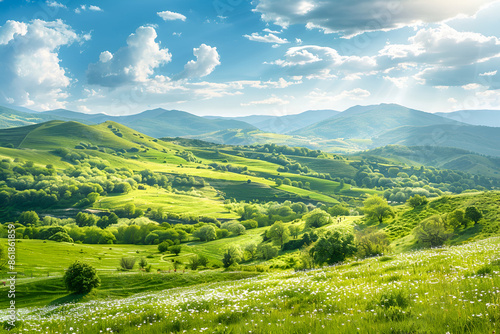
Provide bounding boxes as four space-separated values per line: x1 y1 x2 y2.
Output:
18 211 39 225
275 178 283 186
304 209 333 228
169 245 182 256
310 231 357 265
328 204 350 217
356 228 390 258
407 195 429 209
158 241 170 253
222 245 243 268
244 243 258 260
120 257 136 270
189 255 200 270
363 195 395 223
465 206 482 223
267 221 290 248
198 254 209 267
139 257 148 269
63 261 100 294
446 209 466 229
282 178 292 186
257 244 279 260
414 215 452 247
193 225 217 242
49 232 74 243
288 224 301 239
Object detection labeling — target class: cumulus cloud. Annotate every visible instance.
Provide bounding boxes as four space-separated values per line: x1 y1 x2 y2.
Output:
0 19 82 109
157 11 186 21
244 32 288 44
87 26 172 87
254 0 496 37
46 1 66 8
175 44 220 80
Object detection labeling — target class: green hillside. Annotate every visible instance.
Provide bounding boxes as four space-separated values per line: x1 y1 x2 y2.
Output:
359 145 500 178
373 124 500 157
0 105 65 129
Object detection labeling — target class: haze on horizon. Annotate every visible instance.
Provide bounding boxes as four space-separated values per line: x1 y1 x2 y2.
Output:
0 0 499 116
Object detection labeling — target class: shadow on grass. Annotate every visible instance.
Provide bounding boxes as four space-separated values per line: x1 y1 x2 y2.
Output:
47 292 88 306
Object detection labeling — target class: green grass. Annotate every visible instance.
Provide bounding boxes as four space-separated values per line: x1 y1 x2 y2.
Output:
2 237 499 333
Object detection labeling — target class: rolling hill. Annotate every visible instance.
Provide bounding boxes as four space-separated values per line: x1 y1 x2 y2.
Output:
292 104 462 139
372 124 500 157
358 145 500 177
0 105 69 128
436 109 500 127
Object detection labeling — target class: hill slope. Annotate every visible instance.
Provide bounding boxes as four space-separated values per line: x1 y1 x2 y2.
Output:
436 109 500 127
0 105 68 128
372 124 500 157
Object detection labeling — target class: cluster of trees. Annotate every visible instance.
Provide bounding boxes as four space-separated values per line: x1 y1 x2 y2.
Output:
208 163 253 176
253 144 321 157
275 178 311 190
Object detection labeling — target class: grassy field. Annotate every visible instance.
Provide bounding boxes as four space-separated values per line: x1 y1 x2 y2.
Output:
1 237 498 333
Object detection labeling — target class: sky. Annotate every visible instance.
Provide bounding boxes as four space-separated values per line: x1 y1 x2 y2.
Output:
0 0 499 116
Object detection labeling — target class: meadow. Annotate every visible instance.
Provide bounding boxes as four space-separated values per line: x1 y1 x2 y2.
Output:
1 237 498 333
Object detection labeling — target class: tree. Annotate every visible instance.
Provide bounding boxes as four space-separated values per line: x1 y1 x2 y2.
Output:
244 243 258 260
414 215 452 247
18 211 39 225
310 231 357 265
221 221 246 236
63 261 100 294
267 221 290 248
304 209 333 228
446 209 466 229
139 257 148 269
189 255 200 270
407 195 429 209
49 232 74 243
222 245 242 268
275 178 283 186
257 244 279 260
75 212 98 227
169 245 182 256
198 254 209 267
363 195 395 223
158 241 170 253
465 206 482 223
328 205 350 217
282 178 292 186
356 228 390 258
193 225 217 242
288 225 301 239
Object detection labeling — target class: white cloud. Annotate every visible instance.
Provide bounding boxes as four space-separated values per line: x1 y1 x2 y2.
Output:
157 10 187 21
175 44 220 79
244 32 288 44
263 28 281 34
87 26 171 87
75 4 102 13
241 96 289 106
480 70 497 76
46 1 66 8
0 19 83 109
254 0 497 37
462 83 481 90
448 97 458 103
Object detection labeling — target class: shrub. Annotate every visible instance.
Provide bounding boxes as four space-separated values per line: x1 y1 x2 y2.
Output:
120 257 136 270
198 254 209 267
414 215 452 247
49 232 74 243
158 241 170 253
169 245 182 256
356 228 390 258
310 230 357 265
63 261 100 294
139 257 148 269
189 255 200 270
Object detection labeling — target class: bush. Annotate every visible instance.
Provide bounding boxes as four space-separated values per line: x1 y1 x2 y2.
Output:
158 241 170 253
356 228 390 258
407 195 429 208
310 230 357 265
414 215 452 247
198 254 209 267
120 257 136 270
189 255 200 270
49 232 74 243
63 261 100 294
139 257 148 269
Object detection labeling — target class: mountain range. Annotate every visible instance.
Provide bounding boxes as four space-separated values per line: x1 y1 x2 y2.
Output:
2 103 500 157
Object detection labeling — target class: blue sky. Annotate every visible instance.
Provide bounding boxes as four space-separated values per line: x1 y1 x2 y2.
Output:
0 0 499 116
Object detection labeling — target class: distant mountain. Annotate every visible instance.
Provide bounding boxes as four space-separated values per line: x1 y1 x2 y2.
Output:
292 104 462 139
435 110 500 127
372 124 500 157
38 108 257 138
0 105 69 128
359 145 500 178
207 109 339 133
